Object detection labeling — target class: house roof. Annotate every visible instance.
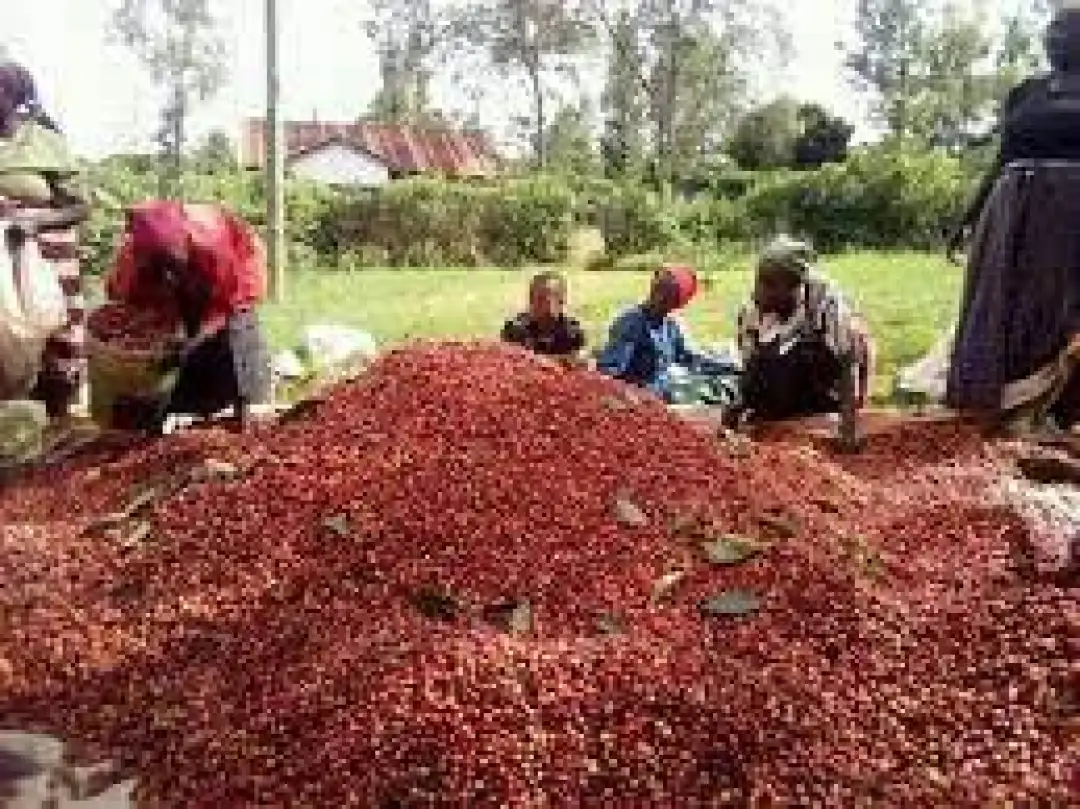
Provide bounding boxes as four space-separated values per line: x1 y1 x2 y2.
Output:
241 118 499 177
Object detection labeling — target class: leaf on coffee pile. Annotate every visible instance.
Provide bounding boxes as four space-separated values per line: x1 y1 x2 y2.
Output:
120 521 153 550
601 396 630 411
126 487 161 515
699 589 762 617
613 494 648 528
701 536 766 566
412 588 459 622
669 511 708 539
484 599 532 635
756 510 799 538
189 459 242 484
278 397 326 425
650 570 686 605
321 514 350 538
595 613 625 636
839 535 886 579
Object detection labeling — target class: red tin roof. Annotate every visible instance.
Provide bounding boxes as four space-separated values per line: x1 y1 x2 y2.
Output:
240 118 499 177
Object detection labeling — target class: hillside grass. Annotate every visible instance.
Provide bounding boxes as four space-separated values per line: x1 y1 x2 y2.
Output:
261 251 963 398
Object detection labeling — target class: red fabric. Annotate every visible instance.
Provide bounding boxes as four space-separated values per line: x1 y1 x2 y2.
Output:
106 200 268 332
662 264 698 310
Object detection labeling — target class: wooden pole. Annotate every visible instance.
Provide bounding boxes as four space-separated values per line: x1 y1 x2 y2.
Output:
265 0 285 302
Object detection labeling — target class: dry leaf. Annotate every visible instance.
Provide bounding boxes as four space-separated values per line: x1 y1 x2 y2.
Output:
614 494 648 528
650 570 685 605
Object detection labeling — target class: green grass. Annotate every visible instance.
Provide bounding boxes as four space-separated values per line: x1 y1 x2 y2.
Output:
260 251 962 399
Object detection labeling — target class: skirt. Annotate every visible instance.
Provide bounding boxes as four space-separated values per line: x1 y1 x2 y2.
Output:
165 308 270 418
948 161 1080 411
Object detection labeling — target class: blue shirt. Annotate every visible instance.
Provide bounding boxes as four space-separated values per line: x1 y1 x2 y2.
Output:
596 305 736 400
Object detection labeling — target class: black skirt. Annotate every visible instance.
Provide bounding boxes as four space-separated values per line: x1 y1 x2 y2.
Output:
166 308 271 417
948 161 1080 411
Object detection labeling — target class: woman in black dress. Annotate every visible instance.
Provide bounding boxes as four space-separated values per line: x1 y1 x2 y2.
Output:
948 7 1080 427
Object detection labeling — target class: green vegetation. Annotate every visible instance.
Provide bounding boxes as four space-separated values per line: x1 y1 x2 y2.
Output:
84 145 980 276
260 251 961 399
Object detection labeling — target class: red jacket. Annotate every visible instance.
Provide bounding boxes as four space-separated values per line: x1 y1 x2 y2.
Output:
106 201 267 333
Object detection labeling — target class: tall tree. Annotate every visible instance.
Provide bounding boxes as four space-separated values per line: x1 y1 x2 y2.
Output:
544 100 600 176
110 0 228 194
994 1 1051 95
589 0 786 191
727 96 801 170
793 104 854 168
363 0 440 125
846 0 930 139
907 9 998 149
600 9 646 179
445 0 593 168
191 128 236 173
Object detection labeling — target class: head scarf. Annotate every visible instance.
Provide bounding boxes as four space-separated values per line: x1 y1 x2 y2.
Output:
658 264 698 310
757 235 817 281
1047 6 1080 73
128 200 191 260
0 60 60 133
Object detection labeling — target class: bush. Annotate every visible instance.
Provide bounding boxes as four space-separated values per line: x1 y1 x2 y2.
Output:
77 146 981 274
327 176 575 267
596 183 676 257
743 146 972 252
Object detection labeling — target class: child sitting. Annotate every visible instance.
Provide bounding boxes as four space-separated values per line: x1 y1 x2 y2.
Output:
501 271 586 359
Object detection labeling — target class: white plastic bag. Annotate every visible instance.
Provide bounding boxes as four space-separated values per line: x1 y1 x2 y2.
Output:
298 325 378 374
0 222 67 399
895 328 954 402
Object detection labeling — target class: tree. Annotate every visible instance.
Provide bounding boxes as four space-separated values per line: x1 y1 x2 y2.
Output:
909 10 1001 150
363 0 441 125
793 104 854 168
191 128 236 173
544 101 600 176
110 0 228 194
994 1 1051 97
444 0 593 168
599 9 646 179
846 0 929 139
727 96 801 170
589 0 787 191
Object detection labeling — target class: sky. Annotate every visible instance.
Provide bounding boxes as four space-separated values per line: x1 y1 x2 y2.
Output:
2 0 865 158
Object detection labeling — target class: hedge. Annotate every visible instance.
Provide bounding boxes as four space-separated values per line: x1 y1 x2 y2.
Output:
80 144 982 273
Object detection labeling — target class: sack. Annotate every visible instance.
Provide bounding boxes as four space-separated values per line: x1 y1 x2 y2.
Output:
0 221 67 399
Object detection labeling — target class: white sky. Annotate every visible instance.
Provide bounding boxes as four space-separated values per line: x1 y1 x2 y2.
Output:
4 0 863 157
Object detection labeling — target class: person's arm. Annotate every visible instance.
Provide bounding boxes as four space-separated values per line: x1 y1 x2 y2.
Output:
501 315 527 346
951 80 1033 249
565 318 587 357
595 311 640 379
820 291 873 407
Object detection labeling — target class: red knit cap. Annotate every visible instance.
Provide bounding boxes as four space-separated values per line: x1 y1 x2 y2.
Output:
661 264 698 310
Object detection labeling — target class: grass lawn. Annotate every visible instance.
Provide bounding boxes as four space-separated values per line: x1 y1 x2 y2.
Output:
261 251 963 399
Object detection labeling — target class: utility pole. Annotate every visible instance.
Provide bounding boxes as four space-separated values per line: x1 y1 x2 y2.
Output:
265 0 285 302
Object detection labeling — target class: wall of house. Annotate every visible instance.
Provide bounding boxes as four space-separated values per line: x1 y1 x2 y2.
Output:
289 143 391 187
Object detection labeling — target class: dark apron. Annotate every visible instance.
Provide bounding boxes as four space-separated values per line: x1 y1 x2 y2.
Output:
742 315 843 422
165 307 271 418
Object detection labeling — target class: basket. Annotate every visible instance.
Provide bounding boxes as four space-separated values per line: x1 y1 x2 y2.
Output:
87 335 177 427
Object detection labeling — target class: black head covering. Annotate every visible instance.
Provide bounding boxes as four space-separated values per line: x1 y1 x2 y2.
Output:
1046 8 1080 73
0 60 61 133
